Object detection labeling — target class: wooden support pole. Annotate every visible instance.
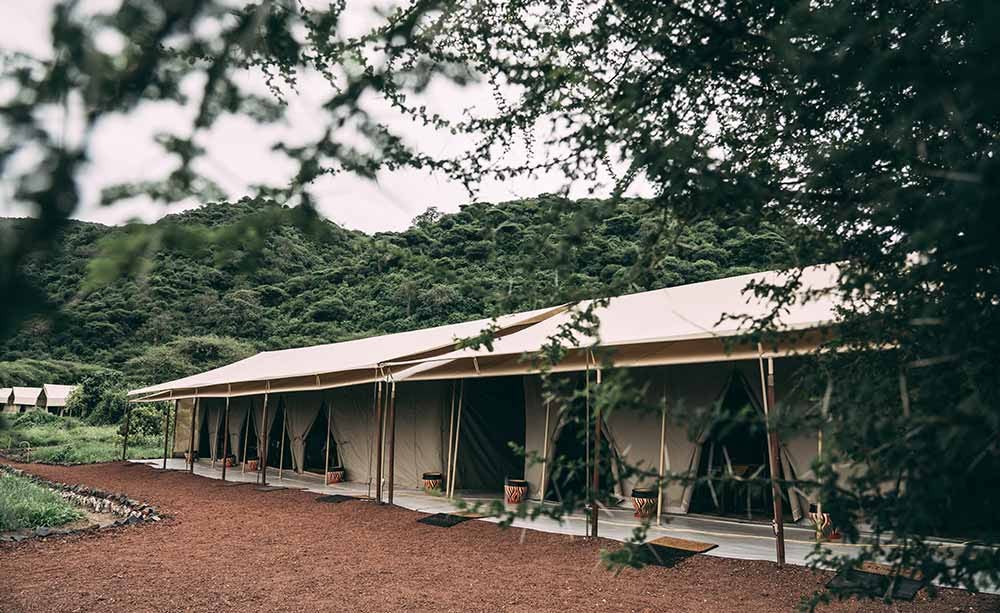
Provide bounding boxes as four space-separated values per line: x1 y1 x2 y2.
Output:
188 397 198 474
324 402 332 485
278 408 287 480
590 364 601 539
386 381 397 505
241 405 251 473
445 382 456 493
657 399 667 527
260 390 270 485
162 401 172 469
374 379 384 503
760 354 786 567
171 399 179 462
221 392 231 482
539 400 551 502
449 381 464 499
121 404 132 462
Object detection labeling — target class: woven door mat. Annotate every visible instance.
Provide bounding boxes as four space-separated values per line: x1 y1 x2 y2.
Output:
827 569 922 601
316 494 359 504
647 536 718 553
417 513 483 528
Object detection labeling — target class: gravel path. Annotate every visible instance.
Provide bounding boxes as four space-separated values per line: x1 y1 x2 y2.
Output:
1 461 996 613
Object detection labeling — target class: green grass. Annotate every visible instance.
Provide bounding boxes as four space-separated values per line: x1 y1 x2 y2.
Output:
1 412 163 465
0 472 84 531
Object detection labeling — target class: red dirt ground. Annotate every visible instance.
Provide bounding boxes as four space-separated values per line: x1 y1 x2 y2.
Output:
1 461 997 613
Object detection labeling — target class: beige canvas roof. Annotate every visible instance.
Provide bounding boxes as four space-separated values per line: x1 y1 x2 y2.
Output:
129 305 567 400
40 384 78 407
0 388 12 403
12 387 42 406
390 264 841 381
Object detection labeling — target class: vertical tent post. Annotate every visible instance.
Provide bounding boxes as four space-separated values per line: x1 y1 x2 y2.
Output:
374 378 384 503
539 400 551 502
171 398 179 462
324 402 332 485
445 382 456 494
590 361 602 539
188 396 199 474
758 350 786 567
449 381 464 499
241 404 251 473
260 386 270 485
386 380 397 505
657 396 667 527
121 403 132 462
221 388 231 482
162 399 173 469
278 405 287 480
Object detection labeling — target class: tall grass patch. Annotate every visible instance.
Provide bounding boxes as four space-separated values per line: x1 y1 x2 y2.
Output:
0 472 83 531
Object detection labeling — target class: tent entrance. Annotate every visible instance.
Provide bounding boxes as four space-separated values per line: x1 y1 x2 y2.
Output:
265 403 293 470
543 382 619 507
302 407 337 475
198 408 224 462
689 374 787 520
453 377 526 493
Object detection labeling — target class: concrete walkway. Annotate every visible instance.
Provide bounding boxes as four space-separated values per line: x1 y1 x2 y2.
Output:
132 457 887 570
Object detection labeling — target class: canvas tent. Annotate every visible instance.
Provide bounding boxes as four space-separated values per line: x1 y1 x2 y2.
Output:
11 387 42 413
38 384 79 415
134 264 841 523
0 388 13 414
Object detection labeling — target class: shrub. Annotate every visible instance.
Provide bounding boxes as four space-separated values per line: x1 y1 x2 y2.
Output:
122 404 167 439
12 410 62 429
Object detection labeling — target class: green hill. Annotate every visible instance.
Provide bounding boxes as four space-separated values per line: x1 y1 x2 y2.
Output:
1 195 802 386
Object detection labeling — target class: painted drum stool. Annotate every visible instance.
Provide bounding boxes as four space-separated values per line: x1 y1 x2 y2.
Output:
326 466 346 485
504 478 529 506
422 471 443 493
631 488 658 519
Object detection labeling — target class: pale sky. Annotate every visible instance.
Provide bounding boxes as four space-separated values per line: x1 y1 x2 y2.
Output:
0 1 651 233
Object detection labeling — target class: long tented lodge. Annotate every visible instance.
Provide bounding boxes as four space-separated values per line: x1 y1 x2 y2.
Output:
129 265 841 535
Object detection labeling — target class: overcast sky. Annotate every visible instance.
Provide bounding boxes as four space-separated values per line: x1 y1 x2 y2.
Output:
0 1 650 234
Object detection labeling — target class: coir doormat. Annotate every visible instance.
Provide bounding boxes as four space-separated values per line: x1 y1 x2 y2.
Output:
316 494 359 504
638 536 718 568
417 512 483 528
826 568 923 601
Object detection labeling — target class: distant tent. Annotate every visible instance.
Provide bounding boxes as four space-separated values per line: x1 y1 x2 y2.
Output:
0 388 13 414
38 384 79 415
11 387 42 413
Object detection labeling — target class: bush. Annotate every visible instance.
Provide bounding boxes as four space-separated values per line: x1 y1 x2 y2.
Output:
122 404 167 439
0 472 83 531
12 410 62 429
65 369 129 425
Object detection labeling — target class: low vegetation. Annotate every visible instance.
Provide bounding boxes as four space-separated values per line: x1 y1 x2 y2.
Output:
0 471 83 531
1 410 162 465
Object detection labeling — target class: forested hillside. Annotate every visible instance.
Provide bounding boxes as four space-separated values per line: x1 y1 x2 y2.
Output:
1 196 804 386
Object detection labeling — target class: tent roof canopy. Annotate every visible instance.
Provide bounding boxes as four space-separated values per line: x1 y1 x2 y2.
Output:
131 263 842 400
40 384 79 407
0 388 11 403
128 305 566 399
12 387 42 405
390 264 841 380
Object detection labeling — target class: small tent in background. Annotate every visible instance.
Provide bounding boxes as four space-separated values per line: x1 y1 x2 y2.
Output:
0 388 13 414
11 387 42 414
38 384 79 415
